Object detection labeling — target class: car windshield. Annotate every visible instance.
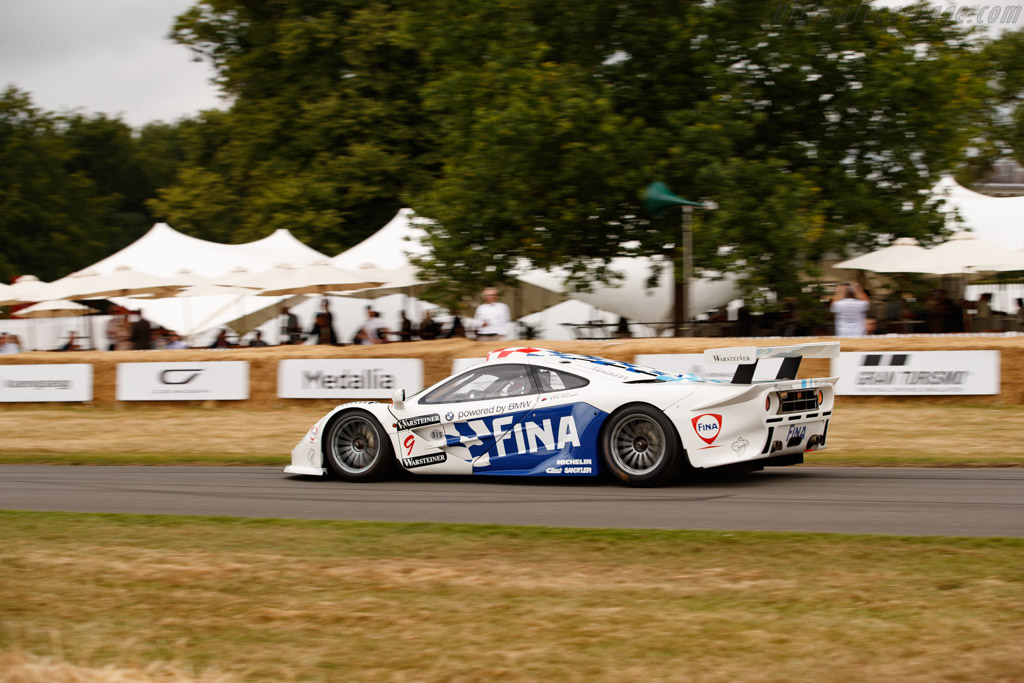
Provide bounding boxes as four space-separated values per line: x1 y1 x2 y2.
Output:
420 364 536 404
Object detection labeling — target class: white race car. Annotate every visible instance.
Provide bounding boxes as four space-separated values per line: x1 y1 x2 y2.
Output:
286 343 839 487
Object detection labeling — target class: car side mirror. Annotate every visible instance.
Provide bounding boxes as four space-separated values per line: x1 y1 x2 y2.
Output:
391 388 406 408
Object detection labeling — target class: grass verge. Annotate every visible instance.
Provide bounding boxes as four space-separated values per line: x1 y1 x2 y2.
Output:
0 403 1022 467
1 511 1022 682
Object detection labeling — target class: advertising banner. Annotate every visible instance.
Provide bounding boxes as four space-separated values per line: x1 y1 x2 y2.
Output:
116 362 250 401
0 364 92 402
634 353 784 381
832 351 1000 395
278 358 423 399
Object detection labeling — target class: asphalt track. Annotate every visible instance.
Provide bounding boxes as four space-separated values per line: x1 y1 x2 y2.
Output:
2 465 1022 537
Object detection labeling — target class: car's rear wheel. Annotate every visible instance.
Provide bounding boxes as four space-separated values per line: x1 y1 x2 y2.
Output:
324 410 395 481
601 404 683 487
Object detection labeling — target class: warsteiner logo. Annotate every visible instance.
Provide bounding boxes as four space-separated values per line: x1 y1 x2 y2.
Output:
397 414 441 431
691 413 722 445
402 453 446 469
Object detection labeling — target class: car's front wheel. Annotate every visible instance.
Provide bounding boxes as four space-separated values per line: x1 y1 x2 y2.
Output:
601 404 684 487
323 410 395 481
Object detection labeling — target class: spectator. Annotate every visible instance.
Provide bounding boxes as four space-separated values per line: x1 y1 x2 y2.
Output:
0 332 20 354
354 309 387 345
398 311 414 342
130 310 153 350
444 309 466 338
972 292 996 332
419 310 441 340
310 309 339 344
60 331 80 351
830 282 870 336
309 299 338 345
248 330 269 347
281 306 303 344
165 332 187 350
473 286 511 340
209 329 234 349
106 307 131 351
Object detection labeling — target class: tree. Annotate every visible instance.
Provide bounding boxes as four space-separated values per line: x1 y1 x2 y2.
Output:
972 28 1024 176
155 0 432 254
0 88 116 282
405 0 990 316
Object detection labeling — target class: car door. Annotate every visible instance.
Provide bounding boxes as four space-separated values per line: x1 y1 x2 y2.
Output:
411 362 540 472
481 364 604 476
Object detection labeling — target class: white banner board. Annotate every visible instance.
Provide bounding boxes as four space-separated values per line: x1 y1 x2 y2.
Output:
635 353 784 382
278 359 423 399
0 364 92 402
116 362 249 401
832 351 1000 395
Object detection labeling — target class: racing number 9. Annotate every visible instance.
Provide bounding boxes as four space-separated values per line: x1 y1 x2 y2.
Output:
404 434 415 457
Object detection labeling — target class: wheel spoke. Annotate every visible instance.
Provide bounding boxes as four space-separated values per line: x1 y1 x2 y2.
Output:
610 415 666 476
331 417 381 474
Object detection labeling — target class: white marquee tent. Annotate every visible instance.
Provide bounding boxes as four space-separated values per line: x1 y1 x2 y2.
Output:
7 224 332 348
934 176 1024 250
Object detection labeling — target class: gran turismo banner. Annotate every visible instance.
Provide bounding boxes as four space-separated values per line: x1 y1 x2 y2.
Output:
831 351 1000 396
0 364 92 402
116 361 250 401
278 359 423 399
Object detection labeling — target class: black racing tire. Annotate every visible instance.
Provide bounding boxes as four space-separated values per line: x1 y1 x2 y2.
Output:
600 403 684 487
323 409 395 482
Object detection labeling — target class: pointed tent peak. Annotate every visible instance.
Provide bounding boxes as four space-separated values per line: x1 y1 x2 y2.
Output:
242 229 330 265
332 208 432 270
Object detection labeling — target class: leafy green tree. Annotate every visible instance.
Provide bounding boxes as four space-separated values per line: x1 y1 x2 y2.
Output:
0 88 115 282
973 28 1024 175
405 0 990 315
155 0 431 254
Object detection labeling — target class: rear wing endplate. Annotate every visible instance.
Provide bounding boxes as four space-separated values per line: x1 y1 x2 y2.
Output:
703 342 840 385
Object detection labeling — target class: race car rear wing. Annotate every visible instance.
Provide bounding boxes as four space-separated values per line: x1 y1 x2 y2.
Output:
703 341 840 384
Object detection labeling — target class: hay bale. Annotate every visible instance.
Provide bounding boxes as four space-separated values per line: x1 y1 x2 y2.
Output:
1 335 1020 407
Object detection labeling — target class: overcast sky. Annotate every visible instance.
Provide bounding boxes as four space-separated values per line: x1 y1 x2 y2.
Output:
0 0 222 127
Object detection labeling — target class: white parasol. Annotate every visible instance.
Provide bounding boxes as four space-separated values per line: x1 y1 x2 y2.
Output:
40 265 185 301
879 232 1024 275
834 237 928 271
0 274 50 306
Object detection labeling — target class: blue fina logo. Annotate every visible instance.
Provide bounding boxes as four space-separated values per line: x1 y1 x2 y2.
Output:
449 403 601 464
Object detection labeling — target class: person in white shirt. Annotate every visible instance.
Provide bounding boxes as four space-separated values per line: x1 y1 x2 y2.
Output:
473 286 511 341
354 309 389 344
830 282 871 336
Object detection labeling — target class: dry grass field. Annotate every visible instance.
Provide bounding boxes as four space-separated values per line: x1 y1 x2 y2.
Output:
1 512 1022 683
2 337 1022 681
0 402 1020 467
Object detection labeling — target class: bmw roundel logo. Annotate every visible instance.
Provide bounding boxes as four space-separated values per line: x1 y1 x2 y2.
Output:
445 411 454 421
